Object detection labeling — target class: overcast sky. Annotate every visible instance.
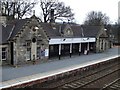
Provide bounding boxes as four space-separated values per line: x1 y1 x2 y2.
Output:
35 0 119 24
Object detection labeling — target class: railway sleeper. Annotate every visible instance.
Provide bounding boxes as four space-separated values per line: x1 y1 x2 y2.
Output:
113 84 120 88
46 60 120 89
65 84 77 89
62 69 120 89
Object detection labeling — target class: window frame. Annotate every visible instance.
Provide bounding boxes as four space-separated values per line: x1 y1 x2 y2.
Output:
26 48 31 61
2 47 7 61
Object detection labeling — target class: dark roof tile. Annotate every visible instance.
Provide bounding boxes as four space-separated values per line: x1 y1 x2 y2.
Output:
1 24 13 44
10 19 30 39
82 25 101 37
41 23 100 38
1 18 102 44
1 18 29 44
40 23 61 38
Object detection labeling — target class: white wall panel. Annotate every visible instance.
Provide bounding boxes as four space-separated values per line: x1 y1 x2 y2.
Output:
49 38 95 45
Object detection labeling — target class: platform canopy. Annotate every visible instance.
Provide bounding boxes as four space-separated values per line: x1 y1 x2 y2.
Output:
49 37 95 45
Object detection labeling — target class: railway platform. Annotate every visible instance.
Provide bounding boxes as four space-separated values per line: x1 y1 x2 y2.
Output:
0 47 120 89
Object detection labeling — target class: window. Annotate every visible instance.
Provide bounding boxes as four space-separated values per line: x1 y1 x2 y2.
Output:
65 29 71 36
2 48 7 60
64 28 73 37
37 47 41 59
50 46 54 51
26 48 31 60
32 38 36 43
26 42 31 46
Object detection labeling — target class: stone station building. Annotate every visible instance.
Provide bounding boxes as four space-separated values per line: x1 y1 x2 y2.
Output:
0 15 110 66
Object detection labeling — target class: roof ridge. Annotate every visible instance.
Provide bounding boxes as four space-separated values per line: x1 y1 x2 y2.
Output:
7 25 15 40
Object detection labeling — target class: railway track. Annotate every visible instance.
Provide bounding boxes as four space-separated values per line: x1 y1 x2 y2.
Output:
101 78 120 90
39 59 120 90
58 64 120 90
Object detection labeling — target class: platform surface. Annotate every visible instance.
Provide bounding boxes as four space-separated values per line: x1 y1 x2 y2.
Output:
0 47 119 89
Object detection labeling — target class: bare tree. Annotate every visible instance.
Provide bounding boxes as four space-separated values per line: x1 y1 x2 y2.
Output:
40 0 74 23
84 11 110 26
1 0 36 19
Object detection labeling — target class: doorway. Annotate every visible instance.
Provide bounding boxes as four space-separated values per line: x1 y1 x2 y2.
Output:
10 42 14 65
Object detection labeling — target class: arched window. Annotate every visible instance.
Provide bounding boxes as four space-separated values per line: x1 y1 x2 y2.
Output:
32 38 36 43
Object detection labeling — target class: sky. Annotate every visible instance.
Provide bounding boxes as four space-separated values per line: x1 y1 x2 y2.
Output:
35 0 120 24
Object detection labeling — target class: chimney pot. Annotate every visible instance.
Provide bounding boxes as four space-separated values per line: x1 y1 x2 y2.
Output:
50 9 55 23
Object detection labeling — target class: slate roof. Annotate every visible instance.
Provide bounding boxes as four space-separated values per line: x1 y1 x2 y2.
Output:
9 19 30 39
1 24 13 44
40 23 82 38
40 23 100 38
1 17 104 44
82 26 100 37
40 23 62 38
1 18 30 44
71 25 83 37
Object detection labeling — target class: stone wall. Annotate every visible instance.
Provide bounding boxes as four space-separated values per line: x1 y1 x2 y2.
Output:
95 27 109 53
12 18 49 65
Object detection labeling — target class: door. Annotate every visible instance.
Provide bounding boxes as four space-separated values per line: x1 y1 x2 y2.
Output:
26 48 31 60
10 42 14 65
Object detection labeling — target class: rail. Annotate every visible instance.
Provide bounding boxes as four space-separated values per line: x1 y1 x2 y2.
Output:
52 62 120 89
40 59 120 89
101 78 120 90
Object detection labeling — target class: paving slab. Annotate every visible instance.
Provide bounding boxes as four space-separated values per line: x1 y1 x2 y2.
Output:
0 47 119 89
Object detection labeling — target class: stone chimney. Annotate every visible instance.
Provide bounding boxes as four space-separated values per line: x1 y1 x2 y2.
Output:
0 1 7 26
0 16 7 26
50 9 55 23
33 10 35 16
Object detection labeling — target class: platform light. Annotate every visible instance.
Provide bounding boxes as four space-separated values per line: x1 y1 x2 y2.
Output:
63 39 66 41
34 26 39 30
104 29 107 31
33 26 39 32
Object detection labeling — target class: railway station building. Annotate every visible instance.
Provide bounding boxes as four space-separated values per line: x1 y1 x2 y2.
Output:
0 15 111 66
